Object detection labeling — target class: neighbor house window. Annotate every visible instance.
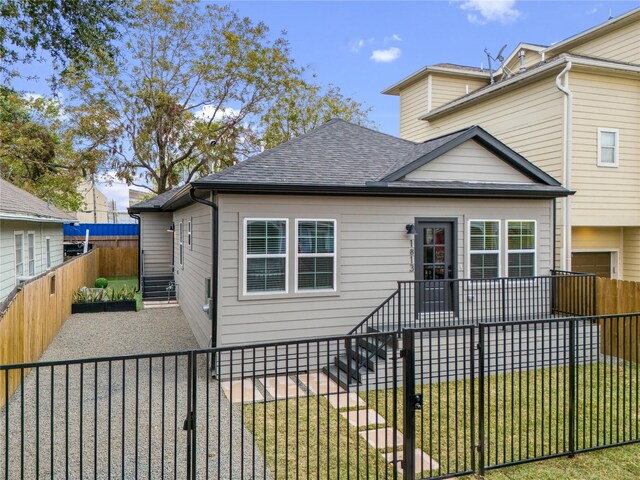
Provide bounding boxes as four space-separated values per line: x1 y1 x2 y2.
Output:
597 128 619 167
27 232 35 276
179 221 184 267
244 219 288 294
469 220 500 279
14 232 24 277
46 237 51 268
296 220 336 291
187 219 192 249
507 221 536 277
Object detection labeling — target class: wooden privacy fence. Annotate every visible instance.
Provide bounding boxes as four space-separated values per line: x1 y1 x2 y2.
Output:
98 246 138 277
0 250 99 407
596 277 640 363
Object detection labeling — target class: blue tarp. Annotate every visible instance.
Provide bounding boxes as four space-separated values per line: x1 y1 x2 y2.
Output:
64 223 139 237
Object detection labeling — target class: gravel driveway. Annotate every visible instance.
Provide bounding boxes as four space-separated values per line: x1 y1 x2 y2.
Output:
0 309 268 479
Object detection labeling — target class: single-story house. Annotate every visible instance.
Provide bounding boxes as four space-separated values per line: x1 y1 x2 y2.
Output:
0 179 76 303
129 120 572 349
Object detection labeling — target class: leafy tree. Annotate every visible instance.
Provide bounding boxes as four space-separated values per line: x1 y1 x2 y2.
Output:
262 80 373 149
0 89 87 211
0 0 130 86
66 0 372 195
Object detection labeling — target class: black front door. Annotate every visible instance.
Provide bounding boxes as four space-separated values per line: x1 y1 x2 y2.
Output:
415 221 455 313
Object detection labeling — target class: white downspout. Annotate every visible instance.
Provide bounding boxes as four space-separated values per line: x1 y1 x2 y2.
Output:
555 61 573 271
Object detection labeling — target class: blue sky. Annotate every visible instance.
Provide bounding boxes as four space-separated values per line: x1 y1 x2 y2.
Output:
225 0 638 136
15 0 640 208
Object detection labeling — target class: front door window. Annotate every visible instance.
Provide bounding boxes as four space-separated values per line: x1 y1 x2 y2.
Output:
415 221 455 313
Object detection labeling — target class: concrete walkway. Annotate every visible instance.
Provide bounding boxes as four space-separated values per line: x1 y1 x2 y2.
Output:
0 309 268 479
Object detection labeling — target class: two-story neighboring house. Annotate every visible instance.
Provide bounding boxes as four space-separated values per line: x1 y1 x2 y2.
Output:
384 7 640 280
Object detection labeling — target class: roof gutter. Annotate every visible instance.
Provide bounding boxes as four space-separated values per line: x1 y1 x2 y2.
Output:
0 213 75 223
189 187 219 370
555 61 573 271
128 212 142 294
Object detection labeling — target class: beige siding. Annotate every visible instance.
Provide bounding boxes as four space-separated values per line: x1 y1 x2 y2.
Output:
569 21 640 64
570 70 640 226
623 227 640 281
217 194 553 346
430 74 487 110
404 139 535 183
140 212 173 275
0 220 64 301
173 203 212 348
420 75 565 181
399 74 487 142
399 77 431 141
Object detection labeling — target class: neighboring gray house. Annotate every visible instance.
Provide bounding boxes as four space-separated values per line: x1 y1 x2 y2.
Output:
130 120 572 349
0 179 75 302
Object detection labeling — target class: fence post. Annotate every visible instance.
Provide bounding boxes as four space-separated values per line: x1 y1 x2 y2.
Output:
592 274 597 316
401 328 416 479
501 278 507 322
184 351 195 479
470 326 476 473
478 324 485 476
568 319 576 457
397 282 402 336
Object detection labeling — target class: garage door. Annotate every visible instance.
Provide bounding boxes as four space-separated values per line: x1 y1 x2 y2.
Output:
571 252 611 278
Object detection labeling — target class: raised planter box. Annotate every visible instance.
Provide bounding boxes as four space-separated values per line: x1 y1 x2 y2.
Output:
72 300 137 314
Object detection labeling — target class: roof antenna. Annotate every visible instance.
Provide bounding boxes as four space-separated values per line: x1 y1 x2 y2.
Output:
484 44 507 84
608 8 613 20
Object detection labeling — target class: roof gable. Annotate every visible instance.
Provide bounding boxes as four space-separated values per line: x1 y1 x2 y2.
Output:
403 139 535 184
381 126 561 186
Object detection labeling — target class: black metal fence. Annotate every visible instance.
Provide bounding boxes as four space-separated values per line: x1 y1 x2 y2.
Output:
2 313 639 479
349 272 596 335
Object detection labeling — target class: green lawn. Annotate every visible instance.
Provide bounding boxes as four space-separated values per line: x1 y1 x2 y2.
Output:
105 276 143 311
242 360 640 479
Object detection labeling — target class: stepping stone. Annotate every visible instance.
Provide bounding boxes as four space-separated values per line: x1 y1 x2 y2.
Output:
220 379 264 404
298 372 344 395
324 392 366 410
359 427 403 449
264 375 306 399
385 449 440 474
340 408 385 428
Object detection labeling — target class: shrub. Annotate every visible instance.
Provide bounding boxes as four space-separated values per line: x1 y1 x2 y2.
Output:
94 277 108 288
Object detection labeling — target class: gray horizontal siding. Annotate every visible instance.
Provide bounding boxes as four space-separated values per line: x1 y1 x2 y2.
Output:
140 212 173 275
217 194 554 347
173 203 212 348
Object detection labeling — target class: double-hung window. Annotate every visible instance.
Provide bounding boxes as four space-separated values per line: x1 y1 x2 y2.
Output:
245 219 288 294
296 220 336 291
469 220 500 279
14 232 24 278
27 232 35 276
597 128 619 167
179 221 184 267
46 237 51 269
507 221 536 277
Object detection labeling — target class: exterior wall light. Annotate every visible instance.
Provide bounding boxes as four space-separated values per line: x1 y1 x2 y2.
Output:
405 224 417 236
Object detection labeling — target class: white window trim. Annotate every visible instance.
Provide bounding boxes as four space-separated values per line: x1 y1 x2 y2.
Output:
597 127 619 167
187 219 192 249
27 231 36 276
14 231 24 279
467 219 501 279
506 220 537 278
294 219 337 294
45 236 52 269
179 220 184 268
243 218 289 296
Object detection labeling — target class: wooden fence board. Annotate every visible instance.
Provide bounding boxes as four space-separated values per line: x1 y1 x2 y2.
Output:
0 249 100 407
98 246 138 277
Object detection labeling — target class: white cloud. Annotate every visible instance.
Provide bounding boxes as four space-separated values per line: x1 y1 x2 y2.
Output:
459 0 521 25
370 46 402 63
349 39 366 53
193 105 240 122
384 33 402 43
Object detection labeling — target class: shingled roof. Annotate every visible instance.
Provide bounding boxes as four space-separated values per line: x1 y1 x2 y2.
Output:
0 179 75 222
130 119 571 212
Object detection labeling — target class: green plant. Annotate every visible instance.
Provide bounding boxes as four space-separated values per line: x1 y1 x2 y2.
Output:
114 285 136 301
94 277 109 288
